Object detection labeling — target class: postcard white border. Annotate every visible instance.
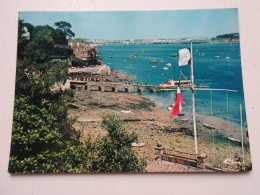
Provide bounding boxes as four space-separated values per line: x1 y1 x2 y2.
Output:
0 0 260 194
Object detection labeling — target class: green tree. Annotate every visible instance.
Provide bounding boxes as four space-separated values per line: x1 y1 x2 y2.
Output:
71 56 86 67
9 96 63 173
8 96 93 173
24 26 55 63
54 21 75 39
91 116 146 173
9 20 84 173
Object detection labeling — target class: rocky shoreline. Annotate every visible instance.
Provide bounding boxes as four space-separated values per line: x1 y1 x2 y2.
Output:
68 65 132 83
69 88 251 169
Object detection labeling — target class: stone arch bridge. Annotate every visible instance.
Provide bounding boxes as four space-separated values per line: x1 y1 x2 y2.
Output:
70 81 162 94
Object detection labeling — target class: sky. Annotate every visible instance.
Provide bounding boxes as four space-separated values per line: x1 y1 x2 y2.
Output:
19 9 239 40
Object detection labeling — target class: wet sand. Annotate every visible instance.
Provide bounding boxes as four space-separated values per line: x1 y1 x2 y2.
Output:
69 89 251 170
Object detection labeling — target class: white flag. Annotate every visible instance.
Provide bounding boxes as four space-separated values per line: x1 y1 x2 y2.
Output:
178 48 191 66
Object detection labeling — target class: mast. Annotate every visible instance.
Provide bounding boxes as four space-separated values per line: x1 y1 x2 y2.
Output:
190 41 198 157
240 104 245 170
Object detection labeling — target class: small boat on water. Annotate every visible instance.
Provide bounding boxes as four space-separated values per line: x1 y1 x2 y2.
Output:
152 65 157 68
160 61 164 63
195 50 199 52
165 63 172 66
203 123 215 129
160 78 191 87
162 66 169 70
226 57 230 60
108 56 113 58
149 60 156 63
215 56 220 58
130 55 136 58
171 53 178 57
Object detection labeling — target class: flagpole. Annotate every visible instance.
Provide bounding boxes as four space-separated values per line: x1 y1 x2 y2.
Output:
190 41 198 157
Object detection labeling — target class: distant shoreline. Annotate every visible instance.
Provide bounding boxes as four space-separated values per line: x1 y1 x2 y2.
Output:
96 41 240 46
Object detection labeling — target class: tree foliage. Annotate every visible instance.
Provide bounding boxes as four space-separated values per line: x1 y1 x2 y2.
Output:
54 21 75 39
213 33 239 40
9 20 145 173
94 116 146 172
71 56 86 67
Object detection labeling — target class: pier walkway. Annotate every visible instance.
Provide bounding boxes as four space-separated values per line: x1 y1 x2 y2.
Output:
68 80 210 94
70 80 162 94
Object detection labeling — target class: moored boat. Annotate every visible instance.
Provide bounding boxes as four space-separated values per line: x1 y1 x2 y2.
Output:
228 137 241 143
162 66 169 70
171 53 178 57
160 79 191 87
131 142 145 147
149 60 156 63
203 123 215 129
129 54 136 58
121 110 132 114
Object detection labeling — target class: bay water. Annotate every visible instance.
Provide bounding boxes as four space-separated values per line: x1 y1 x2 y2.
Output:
98 43 246 126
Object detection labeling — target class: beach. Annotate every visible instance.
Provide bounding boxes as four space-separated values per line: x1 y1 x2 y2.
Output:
69 87 251 170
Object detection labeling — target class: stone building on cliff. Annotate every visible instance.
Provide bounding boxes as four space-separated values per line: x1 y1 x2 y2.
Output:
68 40 102 66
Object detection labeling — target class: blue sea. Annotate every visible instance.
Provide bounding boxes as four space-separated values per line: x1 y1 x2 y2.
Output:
98 43 246 126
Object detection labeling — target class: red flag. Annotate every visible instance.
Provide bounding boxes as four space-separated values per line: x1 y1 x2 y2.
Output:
171 87 185 116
